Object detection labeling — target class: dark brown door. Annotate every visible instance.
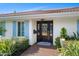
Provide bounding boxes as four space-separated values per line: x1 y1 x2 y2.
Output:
37 21 53 43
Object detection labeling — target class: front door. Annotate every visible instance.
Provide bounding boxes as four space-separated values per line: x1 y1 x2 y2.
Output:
37 21 53 43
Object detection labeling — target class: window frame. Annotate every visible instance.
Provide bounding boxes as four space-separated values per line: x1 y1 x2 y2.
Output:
17 21 24 36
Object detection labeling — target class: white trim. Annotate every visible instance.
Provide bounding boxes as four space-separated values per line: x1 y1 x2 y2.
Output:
29 19 37 45
29 20 33 45
0 12 79 20
16 22 18 36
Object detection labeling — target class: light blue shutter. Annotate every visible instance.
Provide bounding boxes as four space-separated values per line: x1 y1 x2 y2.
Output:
24 21 29 39
77 20 79 33
13 21 16 37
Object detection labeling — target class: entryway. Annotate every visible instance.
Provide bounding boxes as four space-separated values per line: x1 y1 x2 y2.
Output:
21 44 58 56
37 21 53 44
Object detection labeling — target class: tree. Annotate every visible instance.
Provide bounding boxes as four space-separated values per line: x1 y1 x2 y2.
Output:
0 27 6 35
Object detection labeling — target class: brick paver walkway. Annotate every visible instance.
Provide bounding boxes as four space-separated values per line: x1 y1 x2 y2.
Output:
21 44 59 56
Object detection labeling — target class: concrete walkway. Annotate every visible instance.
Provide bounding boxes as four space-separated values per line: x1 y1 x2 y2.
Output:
21 44 59 56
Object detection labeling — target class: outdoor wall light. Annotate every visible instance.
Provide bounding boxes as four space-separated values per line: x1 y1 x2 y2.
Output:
33 30 37 34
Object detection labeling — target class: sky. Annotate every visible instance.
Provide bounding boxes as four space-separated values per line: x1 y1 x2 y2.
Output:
0 3 79 14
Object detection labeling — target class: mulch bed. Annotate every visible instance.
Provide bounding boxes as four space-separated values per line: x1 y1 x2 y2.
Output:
12 46 30 56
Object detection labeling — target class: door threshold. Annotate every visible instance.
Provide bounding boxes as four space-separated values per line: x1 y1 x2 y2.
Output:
37 42 52 46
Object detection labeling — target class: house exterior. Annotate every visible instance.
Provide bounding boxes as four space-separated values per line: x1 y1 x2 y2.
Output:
0 7 79 45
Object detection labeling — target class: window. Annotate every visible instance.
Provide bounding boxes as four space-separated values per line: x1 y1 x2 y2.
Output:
18 22 24 36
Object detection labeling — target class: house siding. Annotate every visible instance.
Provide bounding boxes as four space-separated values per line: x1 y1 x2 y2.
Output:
29 20 37 45
53 17 77 45
5 21 13 37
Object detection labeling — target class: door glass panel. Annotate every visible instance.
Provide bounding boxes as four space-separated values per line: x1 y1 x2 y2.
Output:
37 24 39 30
41 24 48 36
50 23 52 36
37 24 40 35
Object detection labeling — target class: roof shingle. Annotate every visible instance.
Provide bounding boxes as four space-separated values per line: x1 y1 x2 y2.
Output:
0 7 79 17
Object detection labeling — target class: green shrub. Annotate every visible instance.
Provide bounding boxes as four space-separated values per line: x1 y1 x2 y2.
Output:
60 27 67 38
60 41 79 56
66 32 79 40
55 37 61 48
15 38 29 51
0 37 29 56
62 35 68 40
64 32 79 40
0 39 15 56
73 32 79 40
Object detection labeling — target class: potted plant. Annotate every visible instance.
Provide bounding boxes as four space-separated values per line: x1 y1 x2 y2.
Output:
60 27 67 47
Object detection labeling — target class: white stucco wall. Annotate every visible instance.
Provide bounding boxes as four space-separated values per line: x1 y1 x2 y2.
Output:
5 21 13 37
53 17 77 45
32 20 37 44
29 16 78 45
3 16 78 46
29 20 37 45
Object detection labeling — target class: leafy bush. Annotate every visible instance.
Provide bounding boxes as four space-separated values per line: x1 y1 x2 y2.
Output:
0 37 29 56
73 32 79 40
0 27 6 33
65 35 71 40
15 38 29 51
55 37 61 48
59 41 79 56
64 32 79 40
66 32 79 40
60 27 67 38
0 39 15 56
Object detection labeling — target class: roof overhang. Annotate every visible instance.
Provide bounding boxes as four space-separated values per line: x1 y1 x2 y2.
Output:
0 11 79 21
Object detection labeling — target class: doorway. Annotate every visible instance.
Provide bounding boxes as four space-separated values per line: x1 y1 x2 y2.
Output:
37 21 53 44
